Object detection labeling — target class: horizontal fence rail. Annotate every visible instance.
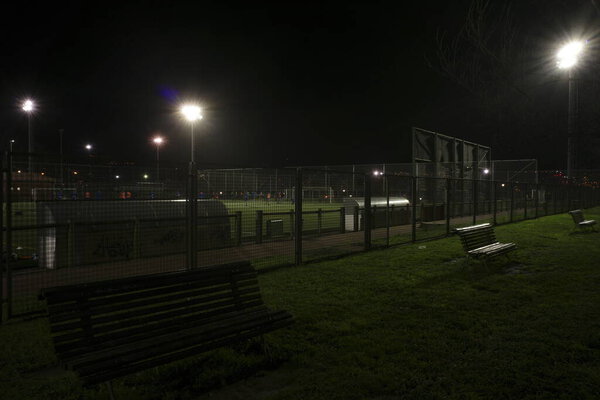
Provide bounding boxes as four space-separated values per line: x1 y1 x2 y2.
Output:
1 152 599 320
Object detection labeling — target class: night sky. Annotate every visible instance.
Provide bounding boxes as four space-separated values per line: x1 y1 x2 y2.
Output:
1 1 599 169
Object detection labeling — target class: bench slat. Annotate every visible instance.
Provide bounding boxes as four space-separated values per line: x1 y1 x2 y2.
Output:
53 294 264 347
48 278 259 324
47 272 257 316
52 292 263 346
56 301 268 360
41 262 254 304
70 308 287 374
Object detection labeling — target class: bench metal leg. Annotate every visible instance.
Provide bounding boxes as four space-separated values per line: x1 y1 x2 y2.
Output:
106 381 117 400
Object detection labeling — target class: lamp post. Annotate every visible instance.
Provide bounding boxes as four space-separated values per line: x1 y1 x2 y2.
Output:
85 144 93 176
557 40 585 180
22 99 35 172
180 104 203 269
152 136 164 181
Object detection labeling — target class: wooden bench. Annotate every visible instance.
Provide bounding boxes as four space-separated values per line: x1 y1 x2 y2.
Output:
454 223 516 263
568 210 597 231
39 261 294 396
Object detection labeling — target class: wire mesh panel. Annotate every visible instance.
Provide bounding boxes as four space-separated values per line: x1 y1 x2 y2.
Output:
194 168 296 270
301 169 364 263
494 181 513 225
5 154 190 317
448 178 475 230
379 175 413 246
475 180 494 225
415 177 448 241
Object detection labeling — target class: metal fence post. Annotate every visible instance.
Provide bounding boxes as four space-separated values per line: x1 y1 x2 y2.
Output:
553 185 557 215
5 151 12 319
256 210 263 244
364 174 372 250
510 184 515 223
235 211 242 246
339 207 345 234
385 175 390 247
472 179 478 225
411 176 417 242
317 208 322 236
295 168 302 265
534 183 539 218
524 183 528 220
354 206 359 232
187 162 198 270
446 179 451 234
493 180 497 225
0 152 4 323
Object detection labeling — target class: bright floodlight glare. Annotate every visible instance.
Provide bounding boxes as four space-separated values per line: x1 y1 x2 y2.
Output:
85 144 92 150
180 104 203 122
557 41 584 69
483 168 490 174
143 174 149 179
153 136 164 144
22 99 34 112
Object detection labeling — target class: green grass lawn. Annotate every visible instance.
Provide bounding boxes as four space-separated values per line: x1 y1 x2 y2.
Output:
2 208 600 399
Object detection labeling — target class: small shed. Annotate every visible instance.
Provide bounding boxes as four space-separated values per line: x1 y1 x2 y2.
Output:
343 197 410 231
36 200 231 269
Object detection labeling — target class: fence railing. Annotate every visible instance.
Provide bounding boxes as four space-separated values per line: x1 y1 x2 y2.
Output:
1 153 599 321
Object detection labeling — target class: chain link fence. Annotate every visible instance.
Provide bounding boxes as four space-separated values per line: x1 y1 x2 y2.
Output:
1 153 599 320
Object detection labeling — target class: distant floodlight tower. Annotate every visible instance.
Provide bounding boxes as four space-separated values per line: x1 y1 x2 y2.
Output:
180 103 203 270
180 105 202 163
85 144 93 176
557 40 585 179
153 136 164 181
22 99 35 172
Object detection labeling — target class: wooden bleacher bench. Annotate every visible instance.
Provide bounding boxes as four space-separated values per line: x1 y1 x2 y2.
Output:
454 223 516 263
39 261 294 396
568 210 597 231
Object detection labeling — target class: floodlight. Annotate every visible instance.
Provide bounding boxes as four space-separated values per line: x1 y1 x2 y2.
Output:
557 41 584 69
85 144 92 150
483 168 490 174
153 136 164 144
22 99 34 112
180 104 203 122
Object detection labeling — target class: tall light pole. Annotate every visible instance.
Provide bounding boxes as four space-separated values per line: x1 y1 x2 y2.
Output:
85 144 93 176
180 104 203 269
557 40 585 180
22 99 35 172
59 129 64 185
152 136 164 181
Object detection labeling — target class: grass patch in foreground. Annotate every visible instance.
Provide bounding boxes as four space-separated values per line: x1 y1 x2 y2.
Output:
2 208 600 399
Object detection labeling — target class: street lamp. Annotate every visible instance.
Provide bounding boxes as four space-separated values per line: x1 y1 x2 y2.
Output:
180 103 203 270
22 99 35 172
557 40 585 179
180 104 202 163
152 136 164 181
85 144 93 176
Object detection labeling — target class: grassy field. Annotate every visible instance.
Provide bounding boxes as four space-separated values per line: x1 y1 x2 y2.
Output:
2 208 600 399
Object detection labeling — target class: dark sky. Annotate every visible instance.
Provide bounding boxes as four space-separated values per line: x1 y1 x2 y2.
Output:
1 1 599 169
